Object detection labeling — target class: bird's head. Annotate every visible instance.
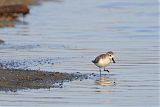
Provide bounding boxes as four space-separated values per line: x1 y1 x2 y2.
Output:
106 51 116 63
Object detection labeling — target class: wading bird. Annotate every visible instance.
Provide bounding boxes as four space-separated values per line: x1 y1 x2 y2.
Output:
92 51 116 77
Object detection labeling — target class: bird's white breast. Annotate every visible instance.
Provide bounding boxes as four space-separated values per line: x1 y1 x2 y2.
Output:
95 57 111 68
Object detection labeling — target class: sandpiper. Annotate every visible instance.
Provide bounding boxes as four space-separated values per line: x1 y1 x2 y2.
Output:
92 51 116 76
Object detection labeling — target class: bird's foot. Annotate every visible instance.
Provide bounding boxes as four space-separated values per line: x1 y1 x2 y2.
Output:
104 69 109 73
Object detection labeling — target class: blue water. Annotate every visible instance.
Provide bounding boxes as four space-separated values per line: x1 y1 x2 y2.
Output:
0 0 159 107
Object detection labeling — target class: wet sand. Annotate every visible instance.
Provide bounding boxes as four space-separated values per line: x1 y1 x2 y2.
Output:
0 68 88 91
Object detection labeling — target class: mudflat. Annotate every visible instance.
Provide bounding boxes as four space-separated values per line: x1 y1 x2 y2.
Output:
0 68 87 91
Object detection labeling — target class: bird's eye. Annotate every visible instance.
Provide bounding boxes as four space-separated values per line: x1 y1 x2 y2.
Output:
109 55 111 56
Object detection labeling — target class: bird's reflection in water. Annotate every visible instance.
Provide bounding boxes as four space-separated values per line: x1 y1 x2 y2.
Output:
95 76 116 94
95 76 115 86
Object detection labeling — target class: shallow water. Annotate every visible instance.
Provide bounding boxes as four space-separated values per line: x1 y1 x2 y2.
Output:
0 0 159 107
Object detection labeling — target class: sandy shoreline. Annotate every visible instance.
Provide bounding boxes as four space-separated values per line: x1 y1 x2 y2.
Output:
0 68 89 91
0 0 40 27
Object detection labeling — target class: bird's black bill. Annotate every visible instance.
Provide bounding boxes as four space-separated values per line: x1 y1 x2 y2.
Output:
112 58 116 63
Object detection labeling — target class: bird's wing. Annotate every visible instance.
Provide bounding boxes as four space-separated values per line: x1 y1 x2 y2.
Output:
93 54 106 63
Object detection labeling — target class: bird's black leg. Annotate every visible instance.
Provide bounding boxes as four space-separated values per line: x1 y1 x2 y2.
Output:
104 68 110 73
99 68 101 77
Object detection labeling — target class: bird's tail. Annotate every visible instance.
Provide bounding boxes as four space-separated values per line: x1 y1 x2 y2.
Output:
92 60 95 63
